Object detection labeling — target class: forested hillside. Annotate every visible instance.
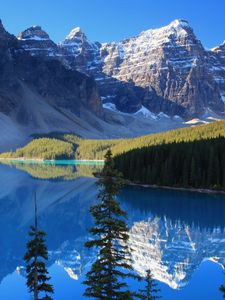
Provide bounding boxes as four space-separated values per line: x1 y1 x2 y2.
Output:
1 120 225 161
0 138 75 160
114 137 225 190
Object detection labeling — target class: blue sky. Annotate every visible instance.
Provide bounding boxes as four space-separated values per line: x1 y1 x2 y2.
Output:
1 0 224 48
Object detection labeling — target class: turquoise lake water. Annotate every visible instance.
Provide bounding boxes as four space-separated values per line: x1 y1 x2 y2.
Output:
0 160 224 300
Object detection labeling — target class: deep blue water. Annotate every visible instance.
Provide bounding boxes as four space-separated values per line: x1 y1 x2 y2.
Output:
0 161 224 300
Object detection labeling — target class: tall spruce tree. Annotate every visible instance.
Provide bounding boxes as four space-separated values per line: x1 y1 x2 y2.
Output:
24 193 54 300
83 149 137 299
139 269 160 300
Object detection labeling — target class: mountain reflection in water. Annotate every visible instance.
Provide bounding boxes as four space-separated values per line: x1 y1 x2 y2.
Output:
0 161 224 299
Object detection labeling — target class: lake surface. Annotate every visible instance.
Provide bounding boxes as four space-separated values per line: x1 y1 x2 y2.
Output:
0 161 224 300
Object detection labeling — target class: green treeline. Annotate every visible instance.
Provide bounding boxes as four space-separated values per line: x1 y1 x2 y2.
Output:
114 137 225 190
0 138 75 160
1 120 225 161
69 120 225 160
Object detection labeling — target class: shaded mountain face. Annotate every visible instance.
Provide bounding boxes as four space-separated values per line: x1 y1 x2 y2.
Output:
0 20 191 151
0 22 102 117
17 25 60 59
0 19 224 150
0 20 106 150
18 19 225 118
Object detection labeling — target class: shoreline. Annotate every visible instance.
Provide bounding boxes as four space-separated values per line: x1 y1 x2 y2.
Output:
0 157 224 195
0 157 104 163
127 181 225 195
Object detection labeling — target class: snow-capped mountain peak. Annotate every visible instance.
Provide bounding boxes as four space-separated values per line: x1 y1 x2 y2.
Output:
168 18 190 29
139 19 189 38
63 27 90 47
167 19 192 37
144 18 190 35
17 25 50 41
17 25 59 58
211 40 225 53
136 19 195 51
16 19 225 119
65 27 83 40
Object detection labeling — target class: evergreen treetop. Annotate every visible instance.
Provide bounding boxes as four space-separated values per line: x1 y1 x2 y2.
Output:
24 194 54 300
83 149 138 299
138 269 160 300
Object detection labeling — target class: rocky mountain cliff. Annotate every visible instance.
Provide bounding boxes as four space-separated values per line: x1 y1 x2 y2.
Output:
209 42 225 104
17 25 59 58
0 21 101 117
0 20 108 150
1 20 192 151
0 19 224 150
18 19 225 118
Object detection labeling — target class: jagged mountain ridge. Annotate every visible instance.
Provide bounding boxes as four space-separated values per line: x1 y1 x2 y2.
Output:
1 19 185 152
0 19 224 151
18 19 225 118
0 19 107 150
17 25 60 59
0 20 102 117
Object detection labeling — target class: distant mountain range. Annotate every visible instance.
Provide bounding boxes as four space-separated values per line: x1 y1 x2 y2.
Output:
17 19 225 116
0 19 224 150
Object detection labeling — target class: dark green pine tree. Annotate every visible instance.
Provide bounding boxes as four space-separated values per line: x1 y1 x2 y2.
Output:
24 194 54 300
139 269 160 300
220 284 225 298
83 149 137 299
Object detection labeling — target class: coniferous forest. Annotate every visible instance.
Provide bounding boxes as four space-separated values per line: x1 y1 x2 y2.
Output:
2 120 225 161
114 137 225 190
1 120 225 190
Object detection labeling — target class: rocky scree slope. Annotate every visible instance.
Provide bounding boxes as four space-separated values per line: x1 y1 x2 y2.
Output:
0 20 103 151
0 20 191 151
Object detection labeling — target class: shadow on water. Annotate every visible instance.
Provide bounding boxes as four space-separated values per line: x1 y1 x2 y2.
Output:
120 186 225 231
